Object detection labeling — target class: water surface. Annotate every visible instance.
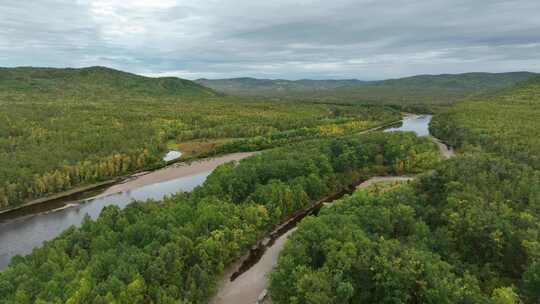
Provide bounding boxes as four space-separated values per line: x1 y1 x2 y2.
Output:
384 114 432 136
0 171 210 269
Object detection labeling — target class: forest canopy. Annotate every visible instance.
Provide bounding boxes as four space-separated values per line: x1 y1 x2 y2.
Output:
0 132 440 303
0 67 400 210
270 154 540 303
430 76 540 168
269 76 540 303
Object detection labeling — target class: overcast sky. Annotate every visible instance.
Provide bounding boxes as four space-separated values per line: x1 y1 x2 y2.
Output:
1 0 540 80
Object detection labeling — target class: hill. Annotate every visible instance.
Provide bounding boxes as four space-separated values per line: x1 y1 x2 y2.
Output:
268 75 540 304
197 72 537 105
196 77 365 96
0 66 399 210
0 66 217 98
430 75 540 167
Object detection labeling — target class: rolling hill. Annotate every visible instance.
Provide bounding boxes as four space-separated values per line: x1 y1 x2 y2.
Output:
196 77 365 96
0 66 218 98
430 75 540 168
0 66 398 210
197 72 537 105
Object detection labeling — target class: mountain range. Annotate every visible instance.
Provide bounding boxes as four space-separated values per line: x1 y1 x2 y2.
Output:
197 72 537 104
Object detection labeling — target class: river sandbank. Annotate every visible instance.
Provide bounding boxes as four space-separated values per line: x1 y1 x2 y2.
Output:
100 152 257 196
0 152 258 270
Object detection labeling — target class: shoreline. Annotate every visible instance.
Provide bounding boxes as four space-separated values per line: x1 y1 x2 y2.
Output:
210 181 360 304
0 180 120 216
0 152 257 218
99 152 256 197
0 118 401 218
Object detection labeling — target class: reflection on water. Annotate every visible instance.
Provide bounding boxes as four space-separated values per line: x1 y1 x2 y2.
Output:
384 114 432 136
0 171 211 269
163 150 183 162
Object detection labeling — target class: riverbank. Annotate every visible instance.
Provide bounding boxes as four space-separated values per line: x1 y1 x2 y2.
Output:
210 174 422 304
358 118 405 134
0 180 120 216
210 118 456 304
0 152 256 218
1 116 403 217
211 228 297 304
356 176 415 189
100 152 256 197
0 152 258 270
210 186 357 304
430 136 455 159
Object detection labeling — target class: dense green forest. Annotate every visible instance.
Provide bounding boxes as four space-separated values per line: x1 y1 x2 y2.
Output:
196 72 536 105
270 154 540 303
0 132 440 303
430 76 540 168
3 65 539 303
0 67 400 211
267 73 540 303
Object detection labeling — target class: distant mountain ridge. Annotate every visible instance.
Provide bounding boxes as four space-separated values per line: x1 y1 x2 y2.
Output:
196 72 538 104
0 66 217 98
1 67 535 105
196 77 366 92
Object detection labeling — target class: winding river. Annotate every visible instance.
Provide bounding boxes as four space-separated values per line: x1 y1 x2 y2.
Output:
211 114 451 304
0 152 255 269
0 114 446 285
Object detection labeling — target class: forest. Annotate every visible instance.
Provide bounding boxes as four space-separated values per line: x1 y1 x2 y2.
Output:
267 75 540 303
3 65 540 304
0 132 440 303
197 72 537 105
430 76 540 169
3 2 540 303
270 154 540 303
0 67 400 211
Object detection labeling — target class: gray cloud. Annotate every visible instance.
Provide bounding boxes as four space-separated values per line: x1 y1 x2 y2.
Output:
1 0 539 79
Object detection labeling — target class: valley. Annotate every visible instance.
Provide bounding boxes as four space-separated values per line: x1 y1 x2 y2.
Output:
197 72 537 106
0 67 539 304
211 115 449 304
3 2 540 303
0 67 400 212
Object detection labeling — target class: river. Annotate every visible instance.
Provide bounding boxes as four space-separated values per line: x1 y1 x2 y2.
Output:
211 114 448 304
0 115 441 275
0 152 255 270
384 113 432 136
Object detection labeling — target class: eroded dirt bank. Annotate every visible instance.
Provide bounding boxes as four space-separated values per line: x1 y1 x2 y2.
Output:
211 228 297 304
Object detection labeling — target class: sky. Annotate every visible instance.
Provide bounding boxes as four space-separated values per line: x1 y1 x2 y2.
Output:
1 0 540 80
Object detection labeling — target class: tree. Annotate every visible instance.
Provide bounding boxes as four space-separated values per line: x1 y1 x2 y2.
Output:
491 287 521 304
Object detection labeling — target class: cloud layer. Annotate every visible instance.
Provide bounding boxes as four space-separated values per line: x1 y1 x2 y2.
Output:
1 0 540 79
